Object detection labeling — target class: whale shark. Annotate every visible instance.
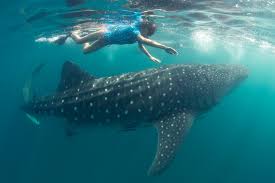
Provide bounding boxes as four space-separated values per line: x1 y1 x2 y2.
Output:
21 61 248 175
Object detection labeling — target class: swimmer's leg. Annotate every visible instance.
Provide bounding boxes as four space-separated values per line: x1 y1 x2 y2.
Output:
71 30 104 44
53 35 70 45
83 39 106 54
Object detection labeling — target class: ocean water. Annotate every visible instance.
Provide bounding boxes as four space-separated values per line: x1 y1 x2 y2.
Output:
1 0 275 183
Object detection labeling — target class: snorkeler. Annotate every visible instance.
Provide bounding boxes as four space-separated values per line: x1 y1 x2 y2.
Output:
67 11 178 63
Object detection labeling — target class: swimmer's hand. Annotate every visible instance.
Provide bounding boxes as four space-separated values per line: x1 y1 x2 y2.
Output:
165 47 178 55
149 56 161 63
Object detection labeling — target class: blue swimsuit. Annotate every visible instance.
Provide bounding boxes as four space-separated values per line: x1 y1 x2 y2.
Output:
103 12 142 45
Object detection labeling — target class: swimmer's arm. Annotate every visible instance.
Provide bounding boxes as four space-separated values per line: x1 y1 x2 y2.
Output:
137 35 178 55
138 43 161 63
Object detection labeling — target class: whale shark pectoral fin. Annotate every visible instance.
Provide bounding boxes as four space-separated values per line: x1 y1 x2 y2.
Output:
57 61 96 92
148 112 194 176
25 113 40 125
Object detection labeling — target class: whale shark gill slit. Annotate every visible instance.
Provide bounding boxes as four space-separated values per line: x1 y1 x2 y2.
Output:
149 112 194 176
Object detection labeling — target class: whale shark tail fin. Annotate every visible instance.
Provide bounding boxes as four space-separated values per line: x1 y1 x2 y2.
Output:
22 64 45 125
148 112 194 176
57 61 95 92
22 63 46 103
22 78 32 103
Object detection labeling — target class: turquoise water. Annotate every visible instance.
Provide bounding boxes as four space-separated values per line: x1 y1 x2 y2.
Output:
1 0 275 182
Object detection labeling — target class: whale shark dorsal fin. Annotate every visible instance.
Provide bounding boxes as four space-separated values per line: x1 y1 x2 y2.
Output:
57 61 95 92
148 112 194 176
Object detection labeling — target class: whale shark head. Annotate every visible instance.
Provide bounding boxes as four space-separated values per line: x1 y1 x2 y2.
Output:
203 64 248 101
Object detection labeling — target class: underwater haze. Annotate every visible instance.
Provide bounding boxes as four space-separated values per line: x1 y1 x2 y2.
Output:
1 0 275 182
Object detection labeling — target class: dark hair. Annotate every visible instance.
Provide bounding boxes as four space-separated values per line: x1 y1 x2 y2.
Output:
141 19 157 37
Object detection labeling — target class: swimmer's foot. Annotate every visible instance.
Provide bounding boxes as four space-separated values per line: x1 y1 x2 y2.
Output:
53 34 70 45
149 56 161 64
165 47 178 55
142 10 155 16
